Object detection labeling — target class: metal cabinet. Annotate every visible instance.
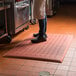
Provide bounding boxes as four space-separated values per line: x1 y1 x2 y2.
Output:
0 0 30 44
0 0 12 44
7 0 30 35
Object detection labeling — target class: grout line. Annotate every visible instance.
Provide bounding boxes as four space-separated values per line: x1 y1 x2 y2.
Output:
66 47 76 76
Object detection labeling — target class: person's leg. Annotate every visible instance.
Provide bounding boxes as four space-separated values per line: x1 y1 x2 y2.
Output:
31 16 47 43
33 16 47 37
39 15 47 36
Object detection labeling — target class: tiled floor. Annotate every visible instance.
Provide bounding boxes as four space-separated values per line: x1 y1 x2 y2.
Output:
0 4 76 76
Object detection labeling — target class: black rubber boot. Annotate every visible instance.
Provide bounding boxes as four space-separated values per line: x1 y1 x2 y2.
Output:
33 33 47 38
31 16 47 43
33 16 47 37
31 35 46 43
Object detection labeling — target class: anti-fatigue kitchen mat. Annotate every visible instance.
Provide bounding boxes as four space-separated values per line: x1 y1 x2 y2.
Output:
3 34 73 63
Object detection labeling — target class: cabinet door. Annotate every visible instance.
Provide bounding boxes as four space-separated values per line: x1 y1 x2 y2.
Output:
0 0 6 36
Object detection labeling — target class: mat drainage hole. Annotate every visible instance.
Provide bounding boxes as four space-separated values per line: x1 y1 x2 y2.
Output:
39 71 50 76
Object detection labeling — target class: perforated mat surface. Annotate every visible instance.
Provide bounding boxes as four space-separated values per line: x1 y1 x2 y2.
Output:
3 34 73 63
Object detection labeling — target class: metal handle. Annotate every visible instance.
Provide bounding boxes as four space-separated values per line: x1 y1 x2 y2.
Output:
16 3 29 9
0 5 10 11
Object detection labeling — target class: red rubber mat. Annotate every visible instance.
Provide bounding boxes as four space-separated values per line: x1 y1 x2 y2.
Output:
3 34 73 63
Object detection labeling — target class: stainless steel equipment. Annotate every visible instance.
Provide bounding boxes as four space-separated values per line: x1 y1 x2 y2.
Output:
0 0 5 36
0 0 12 43
46 0 60 17
8 0 30 35
0 0 30 43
